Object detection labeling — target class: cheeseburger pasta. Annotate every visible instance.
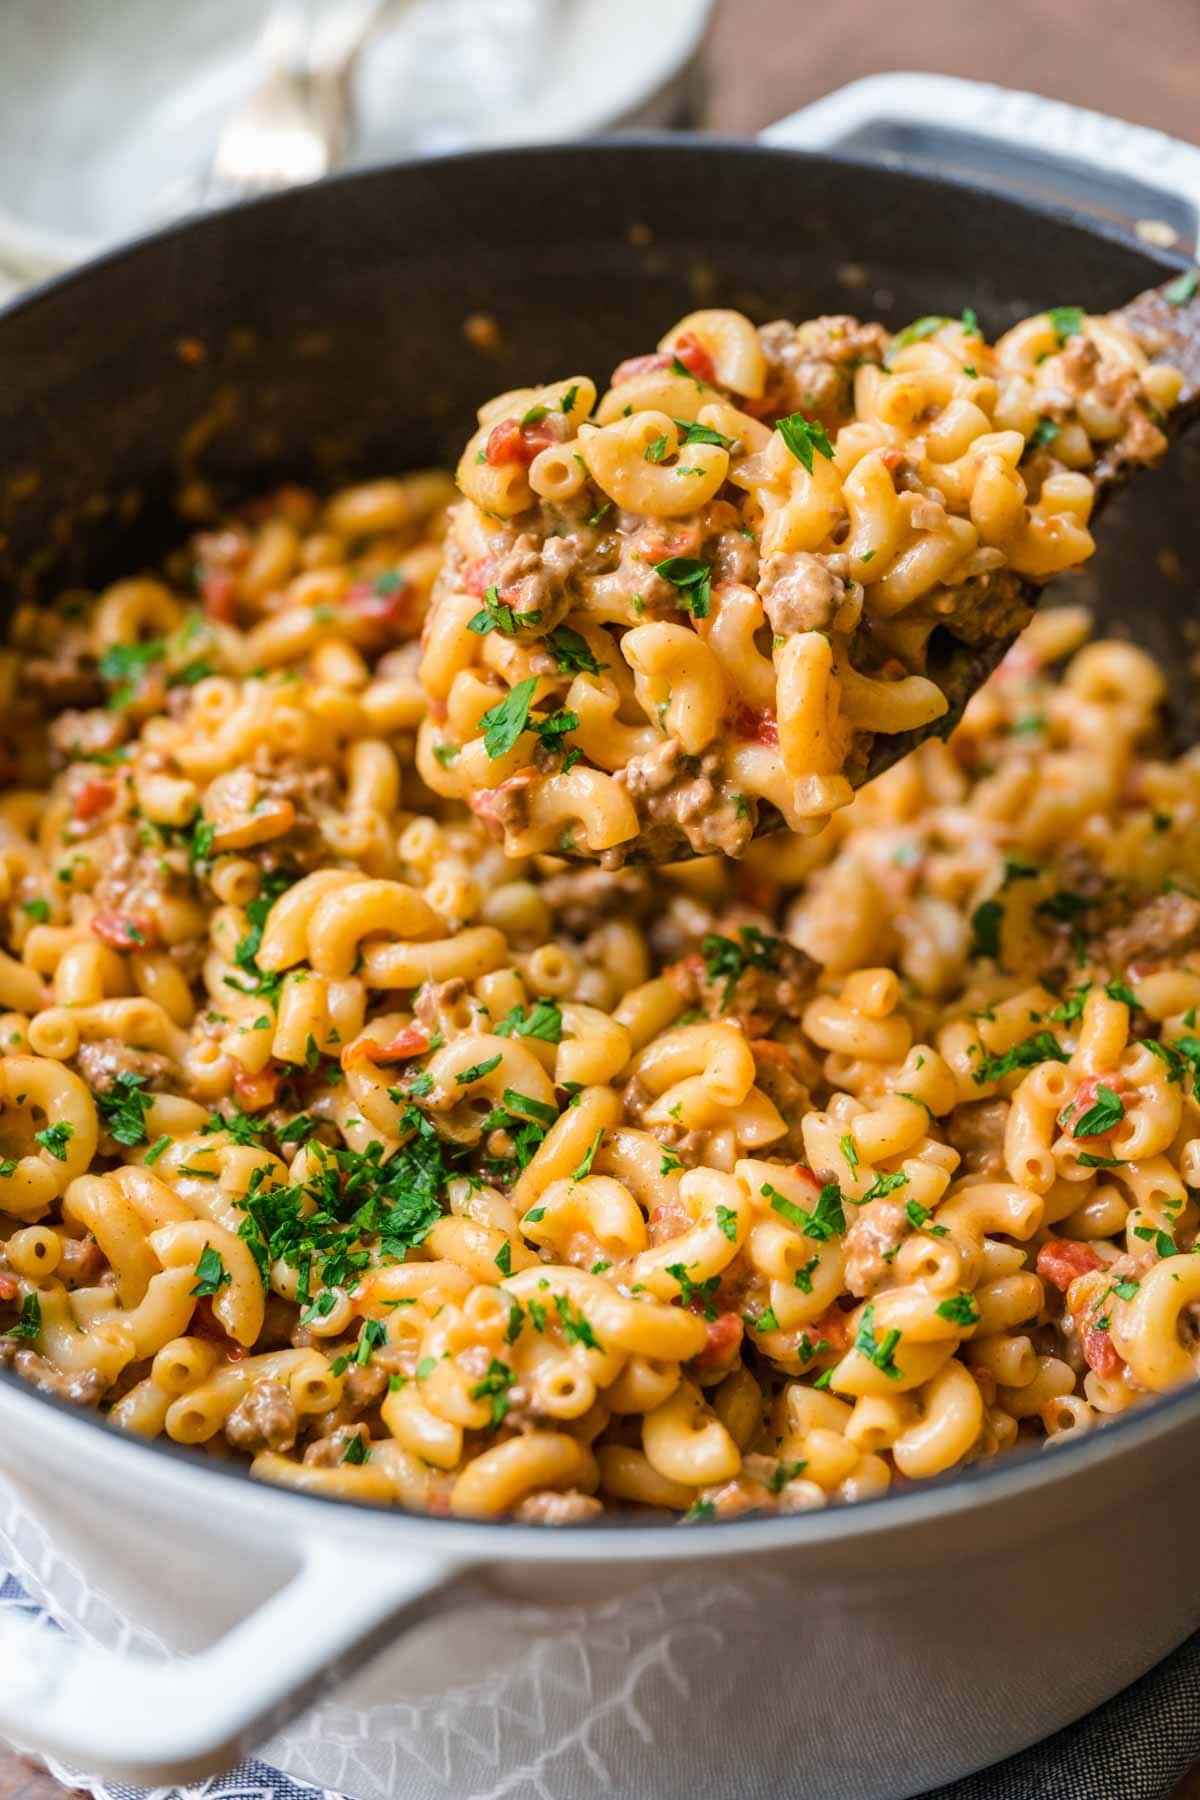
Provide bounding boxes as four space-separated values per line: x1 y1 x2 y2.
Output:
421 304 1181 862
1 475 1199 1522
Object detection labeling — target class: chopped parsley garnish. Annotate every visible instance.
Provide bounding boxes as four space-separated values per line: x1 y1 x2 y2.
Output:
666 1263 721 1317
571 1127 605 1181
644 434 670 464
479 676 537 759
715 1204 739 1242
750 1305 779 1333
21 899 49 923
546 626 604 675
794 1255 819 1294
34 1121 73 1162
1072 1084 1124 1139
660 1149 684 1177
1165 269 1199 305
495 998 563 1043
776 411 834 473
340 1433 371 1465
973 1031 1068 1086
763 1180 845 1242
671 417 735 450
888 316 952 359
227 867 294 1002
471 1357 517 1427
1049 983 1091 1024
1046 305 1084 343
768 1459 807 1494
4 1293 41 1340
683 1498 715 1522
1140 1038 1188 1084
854 1303 902 1380
968 898 1004 960
652 556 713 620
935 1293 980 1327
495 1241 513 1277
701 925 781 1008
502 1088 558 1128
1029 419 1060 447
1133 1224 1178 1259
905 1197 947 1237
467 585 543 637
840 1134 859 1172
553 1293 602 1350
144 1134 171 1165
98 638 164 708
456 1053 503 1086
95 1071 153 1146
1113 1278 1140 1302
863 1169 910 1203
190 1244 230 1297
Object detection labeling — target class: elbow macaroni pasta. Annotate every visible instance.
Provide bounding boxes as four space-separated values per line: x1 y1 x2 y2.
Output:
0 330 1196 1524
422 304 1180 862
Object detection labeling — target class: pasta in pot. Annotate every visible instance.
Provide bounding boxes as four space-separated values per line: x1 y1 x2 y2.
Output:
422 304 1182 863
0 452 1199 1524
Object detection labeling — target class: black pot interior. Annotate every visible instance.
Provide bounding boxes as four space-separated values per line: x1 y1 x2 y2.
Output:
1 138 1197 739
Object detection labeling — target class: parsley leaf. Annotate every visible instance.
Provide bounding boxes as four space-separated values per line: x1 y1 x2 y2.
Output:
1072 1084 1125 1138
969 898 1004 960
479 676 538 759
1165 269 1199 305
776 411 834 473
763 1180 845 1242
471 1356 517 1427
652 556 713 620
495 997 563 1043
468 585 542 637
973 1031 1068 1086
96 1071 153 1146
34 1121 73 1162
1046 305 1084 343
4 1293 41 1340
854 1303 902 1380
190 1244 230 1297
935 1293 980 1327
701 925 781 1008
546 626 604 675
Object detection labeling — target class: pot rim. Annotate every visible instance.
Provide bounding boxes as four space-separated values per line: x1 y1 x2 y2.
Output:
1 131 1193 1561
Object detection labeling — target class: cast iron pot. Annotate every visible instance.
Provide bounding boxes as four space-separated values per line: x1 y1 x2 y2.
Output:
1 75 1200 1800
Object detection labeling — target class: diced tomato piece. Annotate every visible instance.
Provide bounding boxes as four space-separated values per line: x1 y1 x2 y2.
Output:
0 1274 17 1302
484 415 559 467
461 555 496 598
1036 1239 1104 1292
809 1302 852 1354
611 351 672 386
189 1297 247 1360
611 332 715 389
1080 1318 1124 1378
90 910 159 953
732 703 779 746
200 570 238 623
750 1039 796 1069
879 448 906 476
72 778 115 822
342 576 413 640
233 1061 281 1110
696 1310 744 1367
1059 1074 1129 1139
468 768 537 833
343 1026 429 1070
670 330 716 384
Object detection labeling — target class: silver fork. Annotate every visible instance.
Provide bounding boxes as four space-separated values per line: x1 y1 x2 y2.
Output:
171 0 395 212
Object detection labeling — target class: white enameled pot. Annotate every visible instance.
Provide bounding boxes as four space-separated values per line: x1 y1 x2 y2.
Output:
2 75 1200 1798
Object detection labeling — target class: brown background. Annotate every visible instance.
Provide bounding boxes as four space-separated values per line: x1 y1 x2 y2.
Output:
4 1 1200 1797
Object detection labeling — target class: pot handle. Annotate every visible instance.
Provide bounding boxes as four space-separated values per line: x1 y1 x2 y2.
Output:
0 1533 466 1785
762 74 1200 253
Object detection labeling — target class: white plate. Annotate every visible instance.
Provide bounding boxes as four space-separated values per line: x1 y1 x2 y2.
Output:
0 0 713 284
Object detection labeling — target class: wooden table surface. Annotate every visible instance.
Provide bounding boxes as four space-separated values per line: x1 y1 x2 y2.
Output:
5 1 1200 1795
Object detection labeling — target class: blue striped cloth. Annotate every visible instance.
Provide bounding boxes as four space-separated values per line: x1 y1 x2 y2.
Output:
4 1573 1196 1799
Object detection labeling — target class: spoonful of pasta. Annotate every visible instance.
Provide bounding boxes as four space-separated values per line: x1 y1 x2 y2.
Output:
417 279 1200 863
